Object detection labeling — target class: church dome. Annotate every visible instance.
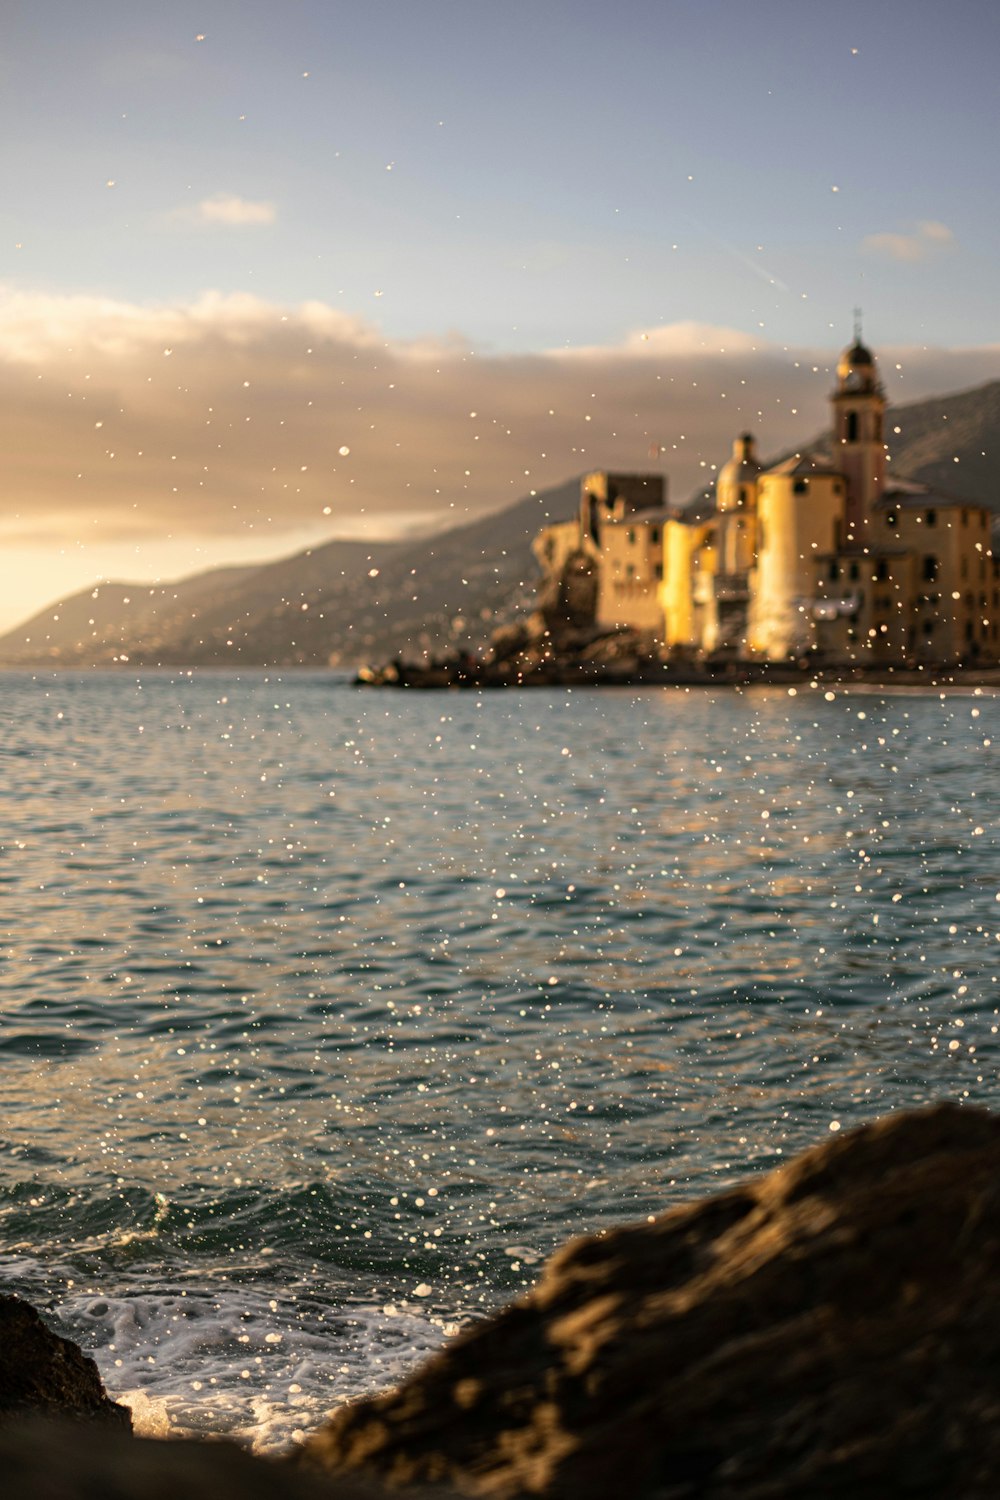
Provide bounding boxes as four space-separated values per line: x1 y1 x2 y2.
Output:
716 432 762 512
837 339 879 393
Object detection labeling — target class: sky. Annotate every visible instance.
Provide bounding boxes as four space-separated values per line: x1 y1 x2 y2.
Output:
2 0 1000 631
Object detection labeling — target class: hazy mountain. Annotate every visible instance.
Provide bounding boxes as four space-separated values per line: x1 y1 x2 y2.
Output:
2 378 998 669
0 480 579 667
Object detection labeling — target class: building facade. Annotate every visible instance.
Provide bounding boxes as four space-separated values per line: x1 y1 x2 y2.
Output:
533 336 999 667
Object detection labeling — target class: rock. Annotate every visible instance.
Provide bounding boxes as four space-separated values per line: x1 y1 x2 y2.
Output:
0 1419 458 1499
297 1104 1000 1497
0 1294 132 1430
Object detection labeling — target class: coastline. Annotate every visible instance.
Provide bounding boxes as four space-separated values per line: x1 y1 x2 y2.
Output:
356 656 1000 691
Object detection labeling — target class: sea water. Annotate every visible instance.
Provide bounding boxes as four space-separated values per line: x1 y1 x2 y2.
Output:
1 670 997 1449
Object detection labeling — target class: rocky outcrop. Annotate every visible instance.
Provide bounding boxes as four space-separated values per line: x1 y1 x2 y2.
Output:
298 1104 1000 1497
0 1294 132 1430
0 1419 457 1499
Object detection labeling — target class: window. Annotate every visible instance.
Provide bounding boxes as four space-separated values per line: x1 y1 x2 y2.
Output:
828 561 839 581
847 412 858 442
650 527 660 545
875 559 888 581
885 510 897 527
922 555 938 582
793 478 808 495
627 528 636 544
654 563 663 580
849 562 860 581
926 508 937 527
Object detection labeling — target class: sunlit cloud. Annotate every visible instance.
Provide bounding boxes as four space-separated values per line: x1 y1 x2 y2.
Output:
0 287 997 573
175 194 277 227
862 220 956 262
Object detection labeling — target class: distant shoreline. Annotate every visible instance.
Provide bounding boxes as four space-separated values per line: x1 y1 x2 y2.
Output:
355 658 1000 691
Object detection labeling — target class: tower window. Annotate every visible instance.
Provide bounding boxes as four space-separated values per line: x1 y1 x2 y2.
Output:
847 412 859 442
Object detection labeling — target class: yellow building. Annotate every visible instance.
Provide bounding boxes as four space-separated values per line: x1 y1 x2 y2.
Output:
534 334 999 667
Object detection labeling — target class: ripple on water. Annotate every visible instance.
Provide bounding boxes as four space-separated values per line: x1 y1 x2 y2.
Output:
1 672 997 1434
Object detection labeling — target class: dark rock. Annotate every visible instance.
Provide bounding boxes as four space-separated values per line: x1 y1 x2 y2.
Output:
297 1104 1000 1497
0 1419 457 1499
0 1294 132 1430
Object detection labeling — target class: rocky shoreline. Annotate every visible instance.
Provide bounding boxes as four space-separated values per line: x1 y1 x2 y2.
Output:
5 1104 1000 1496
355 621 1000 692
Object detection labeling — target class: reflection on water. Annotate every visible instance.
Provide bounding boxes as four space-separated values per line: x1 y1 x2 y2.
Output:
0 671 997 1438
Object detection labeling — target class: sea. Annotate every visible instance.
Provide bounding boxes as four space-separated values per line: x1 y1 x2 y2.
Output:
1 669 997 1450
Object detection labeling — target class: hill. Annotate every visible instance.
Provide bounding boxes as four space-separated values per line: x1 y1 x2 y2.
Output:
2 377 998 669
0 480 579 667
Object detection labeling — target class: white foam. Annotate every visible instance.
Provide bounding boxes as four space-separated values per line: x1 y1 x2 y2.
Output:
56 1283 458 1453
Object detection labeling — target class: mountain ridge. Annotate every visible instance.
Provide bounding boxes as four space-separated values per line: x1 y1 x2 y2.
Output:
3 378 998 668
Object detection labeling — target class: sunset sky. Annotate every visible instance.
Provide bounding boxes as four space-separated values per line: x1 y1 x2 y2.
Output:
2 0 999 630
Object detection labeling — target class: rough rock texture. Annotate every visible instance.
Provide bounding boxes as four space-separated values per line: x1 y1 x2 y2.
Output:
0 1294 132 1430
298 1104 1000 1498
0 1419 458 1499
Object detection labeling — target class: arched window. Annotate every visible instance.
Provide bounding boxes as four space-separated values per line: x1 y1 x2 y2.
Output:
847 412 859 442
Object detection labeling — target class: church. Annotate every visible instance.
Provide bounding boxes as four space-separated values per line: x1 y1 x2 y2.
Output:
532 334 999 667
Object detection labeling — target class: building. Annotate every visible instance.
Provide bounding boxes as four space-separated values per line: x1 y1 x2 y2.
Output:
533 334 999 667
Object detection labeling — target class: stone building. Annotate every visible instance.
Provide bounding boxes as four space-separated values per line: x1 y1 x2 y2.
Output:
533 334 999 667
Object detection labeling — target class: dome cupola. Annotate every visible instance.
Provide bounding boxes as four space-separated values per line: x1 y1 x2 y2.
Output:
837 339 879 393
716 432 762 513
836 315 882 396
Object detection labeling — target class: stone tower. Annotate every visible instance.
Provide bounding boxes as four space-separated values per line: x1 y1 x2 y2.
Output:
831 327 886 542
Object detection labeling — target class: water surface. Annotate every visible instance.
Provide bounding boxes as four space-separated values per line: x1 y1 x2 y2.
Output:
1 671 997 1445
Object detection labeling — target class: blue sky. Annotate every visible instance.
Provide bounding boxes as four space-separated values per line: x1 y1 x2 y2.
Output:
2 0 999 627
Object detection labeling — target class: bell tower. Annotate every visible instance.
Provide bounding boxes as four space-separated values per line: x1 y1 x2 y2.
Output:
831 315 886 542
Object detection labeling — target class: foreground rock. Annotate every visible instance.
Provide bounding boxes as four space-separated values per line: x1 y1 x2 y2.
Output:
298 1104 1000 1497
0 1419 456 1499
0 1293 131 1430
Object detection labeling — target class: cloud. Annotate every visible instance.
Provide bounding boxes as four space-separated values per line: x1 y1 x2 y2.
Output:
862 220 956 262
0 287 997 568
175 194 277 227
